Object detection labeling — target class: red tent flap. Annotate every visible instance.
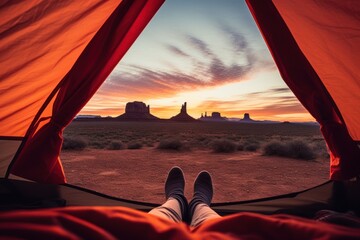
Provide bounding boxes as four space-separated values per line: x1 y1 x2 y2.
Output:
10 0 164 183
246 0 360 180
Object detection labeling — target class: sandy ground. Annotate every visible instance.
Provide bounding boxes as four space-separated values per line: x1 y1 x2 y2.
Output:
61 148 329 204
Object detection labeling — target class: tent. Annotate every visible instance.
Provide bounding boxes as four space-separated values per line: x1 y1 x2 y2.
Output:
0 0 359 239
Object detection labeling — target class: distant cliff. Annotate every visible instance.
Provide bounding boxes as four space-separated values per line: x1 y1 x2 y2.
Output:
117 101 159 121
170 102 196 122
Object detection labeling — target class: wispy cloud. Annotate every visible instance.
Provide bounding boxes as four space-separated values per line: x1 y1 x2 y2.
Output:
82 19 311 121
99 23 267 99
102 66 205 95
209 58 250 82
166 45 190 57
246 88 292 98
195 88 307 120
271 87 291 93
187 35 214 57
219 23 252 60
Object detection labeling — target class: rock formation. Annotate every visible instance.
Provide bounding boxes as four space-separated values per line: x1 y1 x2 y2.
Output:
239 113 254 122
117 101 159 121
170 102 196 122
199 111 227 121
211 112 221 118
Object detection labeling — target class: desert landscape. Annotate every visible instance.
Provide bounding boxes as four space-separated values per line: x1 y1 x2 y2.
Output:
61 120 329 204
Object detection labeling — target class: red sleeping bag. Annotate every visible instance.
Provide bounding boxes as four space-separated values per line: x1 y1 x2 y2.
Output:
0 206 359 239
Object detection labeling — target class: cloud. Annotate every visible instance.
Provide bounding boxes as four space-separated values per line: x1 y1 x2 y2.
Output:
271 87 291 93
219 22 276 70
96 66 206 99
242 90 301 108
197 99 307 119
259 103 307 114
219 23 248 54
79 107 126 117
95 22 278 103
218 23 257 68
185 29 256 81
195 89 307 120
166 45 190 57
176 33 256 82
246 88 292 98
187 35 214 57
209 58 250 82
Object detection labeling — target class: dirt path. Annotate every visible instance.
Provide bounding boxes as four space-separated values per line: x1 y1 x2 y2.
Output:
61 148 329 203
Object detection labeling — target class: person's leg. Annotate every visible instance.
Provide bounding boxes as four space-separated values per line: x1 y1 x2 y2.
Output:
189 171 221 227
148 167 188 223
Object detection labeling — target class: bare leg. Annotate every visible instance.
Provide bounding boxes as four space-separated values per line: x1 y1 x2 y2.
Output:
148 167 188 222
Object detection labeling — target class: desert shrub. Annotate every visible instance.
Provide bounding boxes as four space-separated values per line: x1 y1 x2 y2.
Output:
237 144 244 151
287 140 316 160
89 138 110 149
229 135 238 141
211 139 237 153
196 136 208 142
157 138 184 151
199 137 212 146
242 139 261 152
127 142 143 149
244 143 260 152
263 141 289 156
62 136 87 150
107 141 124 150
263 140 316 160
90 141 107 149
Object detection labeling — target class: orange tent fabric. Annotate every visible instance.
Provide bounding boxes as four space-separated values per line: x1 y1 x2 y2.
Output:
6 0 164 183
272 0 360 142
246 0 360 180
0 0 122 137
0 207 359 239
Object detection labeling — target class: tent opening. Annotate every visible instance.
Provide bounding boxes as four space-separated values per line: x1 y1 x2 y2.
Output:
60 0 329 203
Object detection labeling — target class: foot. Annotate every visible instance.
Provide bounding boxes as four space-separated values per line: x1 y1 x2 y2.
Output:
165 166 185 199
189 171 213 214
164 166 188 220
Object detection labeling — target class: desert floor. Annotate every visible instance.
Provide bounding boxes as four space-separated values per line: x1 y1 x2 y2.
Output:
61 148 329 204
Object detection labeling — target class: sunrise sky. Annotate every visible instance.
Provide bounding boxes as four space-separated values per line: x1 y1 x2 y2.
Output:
80 0 314 122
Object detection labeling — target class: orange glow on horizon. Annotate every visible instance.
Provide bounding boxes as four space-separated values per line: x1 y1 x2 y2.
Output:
80 71 315 122
79 103 314 122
